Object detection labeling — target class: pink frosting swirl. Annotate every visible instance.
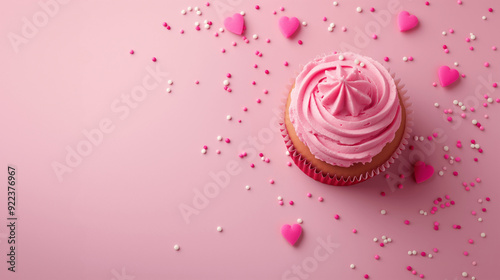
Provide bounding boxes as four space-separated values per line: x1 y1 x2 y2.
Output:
289 52 402 167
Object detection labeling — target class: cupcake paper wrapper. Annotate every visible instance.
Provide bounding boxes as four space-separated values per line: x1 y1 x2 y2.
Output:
279 64 413 186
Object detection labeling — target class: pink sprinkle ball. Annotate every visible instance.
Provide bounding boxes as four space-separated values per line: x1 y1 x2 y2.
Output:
489 8 493 12
384 57 389 61
408 56 414 61
242 107 247 111
318 197 324 202
269 179 274 184
152 57 157 62
163 22 167 27
289 201 294 205
412 270 417 275
469 239 474 244
334 214 340 220
425 1 429 5
372 34 378 39
370 7 375 12
464 251 469 256
380 242 385 247
307 193 312 197
449 29 454 33
129 49 134 54
433 82 437 87
323 16 327 21
364 274 369 279
250 163 255 168
279 201 284 205
221 48 226 53
298 40 303 45
265 69 270 74
280 6 284 11
404 220 410 225
407 266 412 271
352 229 357 233
225 138 230 143
256 98 261 103
195 80 199 84
444 49 449 54
484 62 490 67
255 5 260 9
421 252 426 256
287 162 292 166
420 274 424 278
374 255 380 260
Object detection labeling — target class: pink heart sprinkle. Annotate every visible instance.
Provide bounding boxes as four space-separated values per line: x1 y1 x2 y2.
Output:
438 66 460 87
414 161 434 184
224 13 245 35
281 224 302 245
398 11 419 32
278 16 300 38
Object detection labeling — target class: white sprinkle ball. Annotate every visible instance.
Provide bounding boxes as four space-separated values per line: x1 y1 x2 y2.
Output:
174 244 180 251
201 148 207 154
356 7 362 13
245 185 250 190
297 218 303 224
350 264 355 269
217 226 223 232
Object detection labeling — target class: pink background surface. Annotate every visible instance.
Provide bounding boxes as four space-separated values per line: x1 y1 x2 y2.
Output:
1 0 499 279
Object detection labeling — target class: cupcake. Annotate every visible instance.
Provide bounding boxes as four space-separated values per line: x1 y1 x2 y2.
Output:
283 52 411 186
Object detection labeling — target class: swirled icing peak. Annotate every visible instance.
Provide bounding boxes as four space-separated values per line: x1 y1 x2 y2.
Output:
318 67 374 117
289 52 402 167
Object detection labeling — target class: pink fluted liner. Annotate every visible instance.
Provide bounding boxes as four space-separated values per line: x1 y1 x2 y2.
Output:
279 64 413 186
